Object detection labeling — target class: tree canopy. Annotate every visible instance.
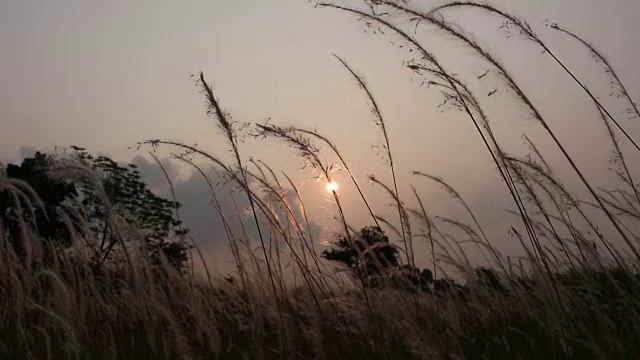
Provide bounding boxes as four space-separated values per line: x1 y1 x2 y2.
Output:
0 148 190 271
321 225 438 290
1 152 78 250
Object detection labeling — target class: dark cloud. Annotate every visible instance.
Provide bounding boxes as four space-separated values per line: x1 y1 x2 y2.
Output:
130 155 235 250
130 155 324 274
130 154 183 192
5 148 323 274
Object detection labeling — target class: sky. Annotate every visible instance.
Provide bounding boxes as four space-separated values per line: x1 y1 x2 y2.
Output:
2 0 640 273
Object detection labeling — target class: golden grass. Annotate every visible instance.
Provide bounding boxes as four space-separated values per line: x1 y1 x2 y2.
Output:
3 1 640 359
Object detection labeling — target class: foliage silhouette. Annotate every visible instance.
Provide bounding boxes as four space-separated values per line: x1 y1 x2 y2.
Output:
3 0 640 358
1 151 78 253
1 148 190 271
322 225 458 293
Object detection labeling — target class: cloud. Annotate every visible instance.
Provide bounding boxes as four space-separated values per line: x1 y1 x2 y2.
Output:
130 154 183 192
130 155 324 274
3 147 322 275
0 145 39 165
130 155 233 248
18 146 38 160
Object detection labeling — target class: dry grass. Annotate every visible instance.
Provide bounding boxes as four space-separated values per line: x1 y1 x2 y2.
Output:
2 1 640 359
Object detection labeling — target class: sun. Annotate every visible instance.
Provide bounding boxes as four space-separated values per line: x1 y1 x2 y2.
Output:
325 181 339 192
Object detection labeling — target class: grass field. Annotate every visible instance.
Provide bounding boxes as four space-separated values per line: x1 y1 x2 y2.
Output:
2 1 640 359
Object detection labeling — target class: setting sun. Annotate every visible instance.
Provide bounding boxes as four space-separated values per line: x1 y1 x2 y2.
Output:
325 181 339 192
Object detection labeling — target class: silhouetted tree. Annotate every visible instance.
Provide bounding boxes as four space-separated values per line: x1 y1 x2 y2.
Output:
474 267 506 294
0 148 190 271
322 226 398 283
0 152 78 254
321 225 470 294
322 226 430 289
71 146 190 269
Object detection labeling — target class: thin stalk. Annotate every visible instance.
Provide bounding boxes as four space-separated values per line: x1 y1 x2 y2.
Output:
333 55 411 267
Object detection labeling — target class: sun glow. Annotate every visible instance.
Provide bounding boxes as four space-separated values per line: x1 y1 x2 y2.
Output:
325 181 339 193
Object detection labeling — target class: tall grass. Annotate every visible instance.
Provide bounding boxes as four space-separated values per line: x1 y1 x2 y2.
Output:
2 1 640 358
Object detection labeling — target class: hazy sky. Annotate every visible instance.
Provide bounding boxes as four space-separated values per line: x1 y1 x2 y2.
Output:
2 0 640 270
2 0 638 160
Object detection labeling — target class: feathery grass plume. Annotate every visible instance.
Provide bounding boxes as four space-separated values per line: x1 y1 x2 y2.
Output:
50 156 135 270
147 153 196 279
246 160 288 294
409 184 437 277
367 174 413 266
430 1 640 152
521 136 595 269
333 55 411 267
367 1 611 275
254 123 376 314
509 151 592 271
593 101 640 206
254 124 351 247
167 156 219 286
256 162 334 293
412 172 509 272
537 24 640 209
422 1 639 261
550 23 640 121
136 139 294 353
327 0 640 268
281 172 321 264
244 163 329 312
426 2 640 262
6 2 640 358
319 2 546 272
279 174 346 310
195 74 283 328
506 156 626 268
286 126 380 228
407 60 549 273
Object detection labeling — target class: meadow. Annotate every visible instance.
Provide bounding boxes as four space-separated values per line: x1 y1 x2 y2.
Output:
2 1 640 359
